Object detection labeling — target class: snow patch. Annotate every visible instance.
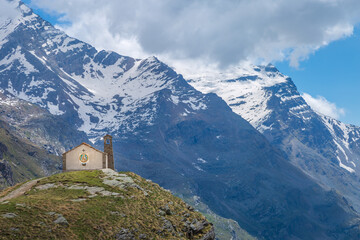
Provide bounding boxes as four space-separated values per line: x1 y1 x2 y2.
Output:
0 46 38 75
192 163 204 172
197 158 207 163
189 64 287 128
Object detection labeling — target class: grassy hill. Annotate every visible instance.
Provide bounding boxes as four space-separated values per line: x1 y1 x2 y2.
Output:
0 170 215 239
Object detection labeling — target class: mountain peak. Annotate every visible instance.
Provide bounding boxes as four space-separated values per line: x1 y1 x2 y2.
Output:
15 0 32 14
1 0 34 21
264 63 279 73
144 55 160 63
0 0 38 45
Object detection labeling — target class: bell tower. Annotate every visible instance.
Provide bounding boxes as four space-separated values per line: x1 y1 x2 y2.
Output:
104 134 114 170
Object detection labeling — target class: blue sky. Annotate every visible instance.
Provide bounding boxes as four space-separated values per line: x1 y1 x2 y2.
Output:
23 0 61 25
24 0 360 126
276 28 360 126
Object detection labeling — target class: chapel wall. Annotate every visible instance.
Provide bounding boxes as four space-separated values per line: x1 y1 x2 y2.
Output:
64 145 105 171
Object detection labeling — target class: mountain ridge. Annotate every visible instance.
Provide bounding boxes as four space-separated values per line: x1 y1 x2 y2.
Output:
189 64 360 212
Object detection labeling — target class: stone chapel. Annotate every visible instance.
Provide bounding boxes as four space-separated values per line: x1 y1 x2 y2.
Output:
62 135 115 171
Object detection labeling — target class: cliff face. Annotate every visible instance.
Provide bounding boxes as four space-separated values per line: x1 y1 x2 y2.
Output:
0 159 13 187
0 169 215 240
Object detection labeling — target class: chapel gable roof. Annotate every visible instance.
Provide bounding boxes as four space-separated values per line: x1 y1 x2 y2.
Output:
62 142 106 156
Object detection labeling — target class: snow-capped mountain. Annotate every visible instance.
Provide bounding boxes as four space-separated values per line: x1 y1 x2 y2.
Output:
0 0 206 142
2 1 360 239
322 114 360 171
189 64 360 211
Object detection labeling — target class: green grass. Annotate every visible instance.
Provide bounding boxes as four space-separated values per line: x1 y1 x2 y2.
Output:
39 170 106 187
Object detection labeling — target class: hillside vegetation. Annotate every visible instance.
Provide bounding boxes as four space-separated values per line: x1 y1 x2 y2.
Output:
0 170 215 239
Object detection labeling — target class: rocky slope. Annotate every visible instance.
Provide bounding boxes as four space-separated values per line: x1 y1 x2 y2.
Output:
0 90 89 155
183 196 256 240
0 118 60 189
0 89 90 154
1 1 360 239
321 114 360 170
189 64 360 211
0 89 89 189
0 169 215 240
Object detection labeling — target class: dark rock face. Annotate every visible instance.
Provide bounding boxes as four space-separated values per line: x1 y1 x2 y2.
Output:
0 142 8 159
0 1 360 239
0 160 13 186
0 138 13 187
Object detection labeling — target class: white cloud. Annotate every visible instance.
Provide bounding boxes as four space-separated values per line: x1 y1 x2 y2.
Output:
0 0 20 25
27 0 360 74
302 93 345 119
